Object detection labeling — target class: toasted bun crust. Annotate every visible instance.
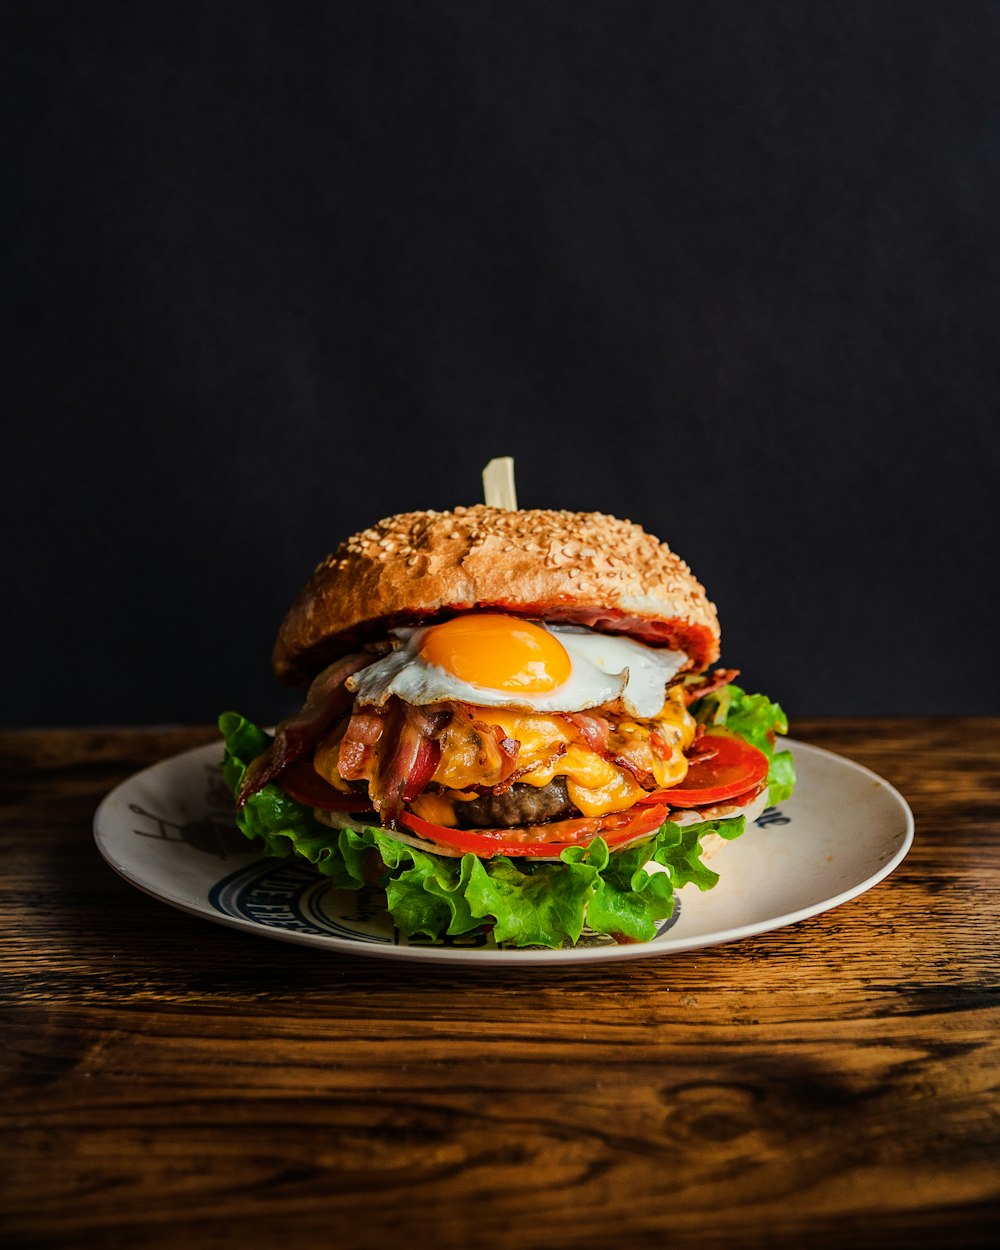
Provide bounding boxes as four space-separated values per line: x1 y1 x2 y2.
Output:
273 506 720 684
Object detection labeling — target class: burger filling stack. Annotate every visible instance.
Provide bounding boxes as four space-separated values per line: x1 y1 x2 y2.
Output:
221 506 795 948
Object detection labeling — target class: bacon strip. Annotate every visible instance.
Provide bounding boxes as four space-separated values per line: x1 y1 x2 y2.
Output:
489 740 567 794
471 719 520 793
679 668 740 707
375 702 452 825
563 711 611 754
339 698 451 826
565 709 659 789
338 706 388 781
237 653 371 808
684 731 720 765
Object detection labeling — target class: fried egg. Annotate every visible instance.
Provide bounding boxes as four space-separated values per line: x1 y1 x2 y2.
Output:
346 614 687 717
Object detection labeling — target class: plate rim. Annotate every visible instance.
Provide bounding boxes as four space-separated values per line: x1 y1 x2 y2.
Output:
93 736 915 967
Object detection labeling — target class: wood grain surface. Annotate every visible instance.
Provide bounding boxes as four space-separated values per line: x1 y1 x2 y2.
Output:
1 720 998 1250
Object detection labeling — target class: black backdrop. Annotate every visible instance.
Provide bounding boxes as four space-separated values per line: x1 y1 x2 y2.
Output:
6 1 999 727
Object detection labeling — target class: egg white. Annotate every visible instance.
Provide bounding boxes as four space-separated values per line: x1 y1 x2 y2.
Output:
346 622 687 718
548 626 687 717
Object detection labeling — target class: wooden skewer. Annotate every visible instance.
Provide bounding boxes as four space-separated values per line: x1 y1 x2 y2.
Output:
482 457 518 510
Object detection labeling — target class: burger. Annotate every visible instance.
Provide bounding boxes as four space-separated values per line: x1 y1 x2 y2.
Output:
220 506 795 948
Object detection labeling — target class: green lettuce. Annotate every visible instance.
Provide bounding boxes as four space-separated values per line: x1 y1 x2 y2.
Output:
689 684 797 804
218 711 750 949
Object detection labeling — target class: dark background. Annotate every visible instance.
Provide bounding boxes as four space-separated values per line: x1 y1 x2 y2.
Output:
5 1 998 727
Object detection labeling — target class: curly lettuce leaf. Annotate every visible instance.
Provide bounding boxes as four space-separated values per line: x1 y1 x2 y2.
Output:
691 684 796 805
218 711 319 854
580 836 676 944
218 712 756 949
464 852 603 947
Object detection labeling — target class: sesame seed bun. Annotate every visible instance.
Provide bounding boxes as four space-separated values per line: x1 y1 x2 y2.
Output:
273 506 721 684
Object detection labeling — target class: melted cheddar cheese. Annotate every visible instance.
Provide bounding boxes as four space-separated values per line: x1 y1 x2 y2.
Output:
440 692 696 819
320 689 698 824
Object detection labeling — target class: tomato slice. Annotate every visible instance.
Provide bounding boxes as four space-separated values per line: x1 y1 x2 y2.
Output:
399 803 669 859
638 730 769 806
278 758 374 812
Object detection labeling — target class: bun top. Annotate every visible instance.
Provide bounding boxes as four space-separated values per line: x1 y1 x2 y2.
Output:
273 506 721 684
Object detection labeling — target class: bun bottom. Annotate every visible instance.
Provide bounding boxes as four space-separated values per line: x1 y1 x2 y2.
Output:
667 789 769 863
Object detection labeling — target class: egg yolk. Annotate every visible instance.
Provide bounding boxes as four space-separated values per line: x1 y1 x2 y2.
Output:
419 615 572 693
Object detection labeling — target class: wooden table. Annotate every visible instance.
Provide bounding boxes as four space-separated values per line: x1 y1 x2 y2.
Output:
2 720 998 1249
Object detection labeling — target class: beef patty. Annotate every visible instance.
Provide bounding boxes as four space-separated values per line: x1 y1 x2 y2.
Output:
457 779 576 828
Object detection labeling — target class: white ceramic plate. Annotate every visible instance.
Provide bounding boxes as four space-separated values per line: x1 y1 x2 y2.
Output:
93 738 913 966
